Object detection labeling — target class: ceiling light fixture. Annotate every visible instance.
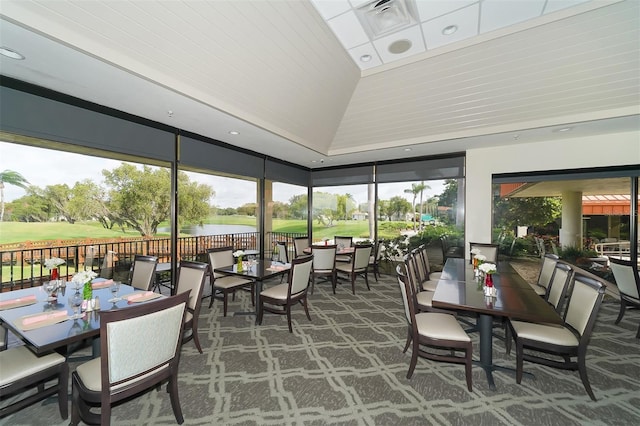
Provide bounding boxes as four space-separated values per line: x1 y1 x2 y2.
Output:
229 131 239 135
360 54 372 62
356 0 416 38
404 148 412 152
556 127 573 132
0 47 25 60
442 25 458 36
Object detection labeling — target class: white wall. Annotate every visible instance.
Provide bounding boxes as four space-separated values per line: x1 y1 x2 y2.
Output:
465 131 640 257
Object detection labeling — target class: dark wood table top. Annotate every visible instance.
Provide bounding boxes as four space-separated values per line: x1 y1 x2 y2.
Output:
0 282 150 354
433 258 562 324
214 259 290 281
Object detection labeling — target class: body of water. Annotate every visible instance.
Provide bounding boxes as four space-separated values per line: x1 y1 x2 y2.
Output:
159 224 257 236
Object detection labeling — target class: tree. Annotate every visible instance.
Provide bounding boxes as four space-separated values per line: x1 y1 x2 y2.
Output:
44 184 75 223
5 186 49 222
387 196 411 221
404 182 427 230
494 196 562 233
0 170 29 221
288 194 308 220
417 181 430 221
103 163 212 236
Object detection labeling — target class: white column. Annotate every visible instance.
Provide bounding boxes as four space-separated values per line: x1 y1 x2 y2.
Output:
560 191 583 249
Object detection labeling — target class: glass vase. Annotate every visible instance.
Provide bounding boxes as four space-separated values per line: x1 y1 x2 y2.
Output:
83 281 93 301
51 267 59 281
236 256 243 272
485 273 493 287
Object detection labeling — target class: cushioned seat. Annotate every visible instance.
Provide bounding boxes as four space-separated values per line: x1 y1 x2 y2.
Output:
415 312 471 342
207 246 255 316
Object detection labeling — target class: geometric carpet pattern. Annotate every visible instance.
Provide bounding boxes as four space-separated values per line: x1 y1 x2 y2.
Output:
2 266 640 426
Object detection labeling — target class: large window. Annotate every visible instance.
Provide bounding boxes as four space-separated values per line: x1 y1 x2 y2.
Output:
311 184 372 243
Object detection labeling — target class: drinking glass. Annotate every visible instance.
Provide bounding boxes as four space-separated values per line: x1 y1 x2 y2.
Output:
108 281 121 303
44 280 57 301
69 291 84 319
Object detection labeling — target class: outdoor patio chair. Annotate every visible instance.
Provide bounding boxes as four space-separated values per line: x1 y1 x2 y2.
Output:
608 257 640 338
506 272 606 401
396 265 473 391
175 260 209 353
70 292 189 425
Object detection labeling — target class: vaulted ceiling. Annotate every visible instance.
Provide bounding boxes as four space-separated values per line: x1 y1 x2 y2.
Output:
0 0 638 168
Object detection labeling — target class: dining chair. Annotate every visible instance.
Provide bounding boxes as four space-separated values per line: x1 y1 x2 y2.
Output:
207 247 255 316
608 257 640 338
128 254 159 291
410 247 438 291
0 346 68 419
396 265 473 391
293 236 310 259
530 254 559 297
0 326 6 351
469 242 499 264
70 292 189 426
545 262 573 313
418 245 442 280
401 257 451 317
336 244 372 295
175 260 209 353
258 255 314 333
440 235 464 261
334 236 353 263
368 240 383 282
275 241 289 282
506 271 606 401
310 245 337 294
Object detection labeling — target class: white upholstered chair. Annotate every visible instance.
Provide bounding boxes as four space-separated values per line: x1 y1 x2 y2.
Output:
336 244 372 295
530 254 559 297
207 247 255 316
608 257 640 338
175 260 209 353
310 245 337 294
128 254 158 291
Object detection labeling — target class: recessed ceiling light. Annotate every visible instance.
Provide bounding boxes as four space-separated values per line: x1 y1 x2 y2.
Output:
404 148 412 152
388 39 412 54
556 127 573 132
442 25 458 36
360 54 372 62
0 47 25 60
228 131 239 135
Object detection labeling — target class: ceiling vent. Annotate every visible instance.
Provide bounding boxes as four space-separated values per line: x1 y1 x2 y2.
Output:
356 0 417 39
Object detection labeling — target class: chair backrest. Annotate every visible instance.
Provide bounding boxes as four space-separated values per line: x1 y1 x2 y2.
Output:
537 254 559 289
275 241 289 263
403 254 421 296
563 272 605 342
100 292 189 401
175 260 208 314
312 245 337 271
609 257 640 299
334 236 353 251
546 262 573 312
130 254 158 290
410 248 427 283
353 244 372 270
288 256 313 296
469 242 499 264
396 264 416 326
293 237 310 257
207 246 234 280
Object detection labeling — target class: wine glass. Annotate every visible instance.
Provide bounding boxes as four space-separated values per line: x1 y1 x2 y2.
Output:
69 291 84 319
43 280 57 302
109 281 121 303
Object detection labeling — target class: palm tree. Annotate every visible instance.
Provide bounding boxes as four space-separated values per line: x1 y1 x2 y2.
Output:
0 170 29 221
417 181 430 224
404 182 426 231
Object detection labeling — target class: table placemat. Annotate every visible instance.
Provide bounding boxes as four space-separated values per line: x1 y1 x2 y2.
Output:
123 291 162 303
15 309 69 331
92 279 114 289
0 295 38 311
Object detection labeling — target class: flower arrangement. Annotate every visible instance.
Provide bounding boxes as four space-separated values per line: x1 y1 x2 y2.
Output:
470 248 481 256
71 270 97 286
478 262 497 275
475 254 487 263
233 250 245 258
44 257 65 270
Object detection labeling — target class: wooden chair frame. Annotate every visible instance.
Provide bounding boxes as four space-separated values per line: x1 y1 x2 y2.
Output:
310 245 337 294
608 257 640 338
128 254 158 291
336 244 372 295
175 260 209 353
207 247 255 316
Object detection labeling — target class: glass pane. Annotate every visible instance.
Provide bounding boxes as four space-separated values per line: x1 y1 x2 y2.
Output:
311 184 371 244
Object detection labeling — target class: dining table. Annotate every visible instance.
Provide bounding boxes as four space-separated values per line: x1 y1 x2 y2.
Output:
432 258 562 390
214 258 290 324
0 279 161 356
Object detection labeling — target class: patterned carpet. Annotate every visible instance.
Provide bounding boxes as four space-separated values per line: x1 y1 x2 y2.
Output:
2 266 640 426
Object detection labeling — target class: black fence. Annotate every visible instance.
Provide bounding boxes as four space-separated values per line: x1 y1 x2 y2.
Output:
1 232 308 291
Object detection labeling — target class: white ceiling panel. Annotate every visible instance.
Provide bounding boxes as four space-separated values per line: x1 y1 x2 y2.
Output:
479 0 546 33
422 3 479 50
327 10 370 49
310 0 352 19
416 0 477 22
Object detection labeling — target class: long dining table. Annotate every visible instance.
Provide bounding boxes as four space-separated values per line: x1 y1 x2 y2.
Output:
0 280 158 356
432 258 562 390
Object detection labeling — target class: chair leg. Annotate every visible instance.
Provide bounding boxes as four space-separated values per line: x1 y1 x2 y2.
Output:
351 273 356 295
286 305 293 333
168 375 185 424
406 339 419 379
402 327 412 353
578 355 597 401
223 292 228 317
250 284 255 306
257 298 264 325
58 363 69 419
301 297 312 321
192 329 203 354
615 300 627 324
636 323 640 339
331 272 337 294
70 375 80 426
310 276 316 295
516 341 524 384
364 272 370 291
505 326 513 355
465 346 473 392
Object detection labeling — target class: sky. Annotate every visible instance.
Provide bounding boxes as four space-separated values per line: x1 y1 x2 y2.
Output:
0 142 446 207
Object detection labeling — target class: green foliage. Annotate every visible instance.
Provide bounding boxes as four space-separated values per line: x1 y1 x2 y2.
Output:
558 246 598 263
493 195 562 231
408 224 463 250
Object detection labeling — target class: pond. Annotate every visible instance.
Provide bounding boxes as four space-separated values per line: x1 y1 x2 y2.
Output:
158 224 257 236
